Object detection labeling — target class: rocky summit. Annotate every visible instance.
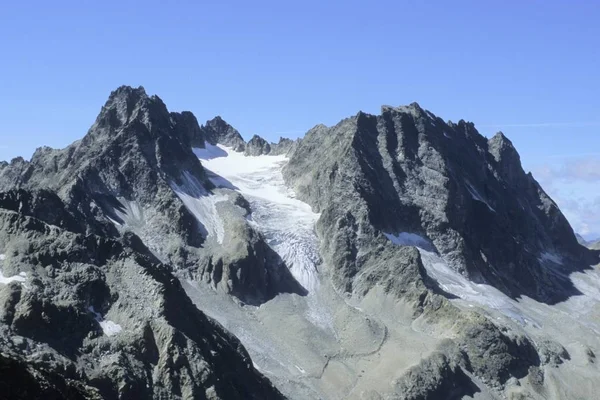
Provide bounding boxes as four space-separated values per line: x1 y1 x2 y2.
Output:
0 86 599 400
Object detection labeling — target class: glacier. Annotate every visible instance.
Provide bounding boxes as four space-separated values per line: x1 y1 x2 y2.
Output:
194 144 321 293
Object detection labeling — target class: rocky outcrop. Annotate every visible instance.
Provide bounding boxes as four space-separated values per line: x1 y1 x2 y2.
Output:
201 116 246 152
269 137 297 156
244 135 271 156
391 352 478 400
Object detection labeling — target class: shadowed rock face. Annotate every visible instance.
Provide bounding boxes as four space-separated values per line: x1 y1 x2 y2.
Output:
283 104 596 304
201 116 246 152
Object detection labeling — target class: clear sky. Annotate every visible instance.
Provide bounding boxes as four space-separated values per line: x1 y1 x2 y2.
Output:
1 1 599 238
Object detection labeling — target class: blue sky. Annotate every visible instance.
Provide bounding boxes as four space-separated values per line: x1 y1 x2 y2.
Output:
1 1 599 237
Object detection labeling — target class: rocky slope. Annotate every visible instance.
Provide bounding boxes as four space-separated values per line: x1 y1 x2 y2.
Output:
1 86 599 400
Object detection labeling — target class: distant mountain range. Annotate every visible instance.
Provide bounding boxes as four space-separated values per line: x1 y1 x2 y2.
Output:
577 233 600 249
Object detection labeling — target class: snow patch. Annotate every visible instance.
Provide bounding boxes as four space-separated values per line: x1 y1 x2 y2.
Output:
0 254 5 261
195 144 321 292
465 181 495 212
384 232 435 252
171 171 227 244
192 145 228 160
443 132 451 139
384 234 535 325
109 200 144 228
426 111 437 123
0 270 27 285
88 307 122 336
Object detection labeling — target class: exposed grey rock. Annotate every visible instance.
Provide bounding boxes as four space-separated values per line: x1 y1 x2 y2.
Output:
170 111 205 148
457 319 539 386
0 86 295 305
391 352 478 400
536 339 570 366
283 103 596 304
202 116 246 151
269 137 298 156
244 135 271 156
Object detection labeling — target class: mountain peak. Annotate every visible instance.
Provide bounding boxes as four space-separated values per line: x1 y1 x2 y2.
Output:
202 116 245 151
245 134 271 156
488 130 522 177
108 85 148 100
92 85 169 134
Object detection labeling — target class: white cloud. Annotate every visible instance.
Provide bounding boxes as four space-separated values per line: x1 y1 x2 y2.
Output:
533 157 600 239
534 157 600 183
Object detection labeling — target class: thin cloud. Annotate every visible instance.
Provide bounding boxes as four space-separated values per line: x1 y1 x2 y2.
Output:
553 193 600 238
533 157 600 237
533 157 600 183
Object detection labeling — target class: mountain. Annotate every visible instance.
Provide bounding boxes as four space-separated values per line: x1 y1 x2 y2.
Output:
284 105 596 304
0 87 284 399
1 86 599 400
576 234 600 250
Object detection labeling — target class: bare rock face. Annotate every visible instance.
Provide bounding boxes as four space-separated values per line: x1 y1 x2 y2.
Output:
283 104 595 304
201 116 246 152
269 137 297 156
244 135 272 156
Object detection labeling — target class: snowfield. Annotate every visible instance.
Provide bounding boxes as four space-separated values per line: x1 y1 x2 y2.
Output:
194 144 321 292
